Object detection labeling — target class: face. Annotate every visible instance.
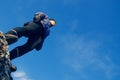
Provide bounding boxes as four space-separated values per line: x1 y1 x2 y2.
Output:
50 20 56 27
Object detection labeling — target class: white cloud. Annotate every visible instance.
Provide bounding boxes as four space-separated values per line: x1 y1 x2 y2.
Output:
12 71 32 80
60 33 120 80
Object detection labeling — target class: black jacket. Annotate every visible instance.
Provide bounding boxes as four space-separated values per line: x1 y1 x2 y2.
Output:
23 22 44 50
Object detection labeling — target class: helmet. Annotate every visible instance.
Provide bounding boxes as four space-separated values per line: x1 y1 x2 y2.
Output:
33 12 46 23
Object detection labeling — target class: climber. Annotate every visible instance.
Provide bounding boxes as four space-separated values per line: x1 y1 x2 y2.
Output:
4 12 56 60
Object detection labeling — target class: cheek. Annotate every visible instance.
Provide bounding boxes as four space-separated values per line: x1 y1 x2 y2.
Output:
52 22 56 26
50 21 55 25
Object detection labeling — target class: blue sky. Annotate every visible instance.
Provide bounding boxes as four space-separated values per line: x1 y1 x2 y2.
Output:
0 0 120 80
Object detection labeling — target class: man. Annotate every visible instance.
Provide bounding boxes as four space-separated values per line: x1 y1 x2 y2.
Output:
5 12 56 60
